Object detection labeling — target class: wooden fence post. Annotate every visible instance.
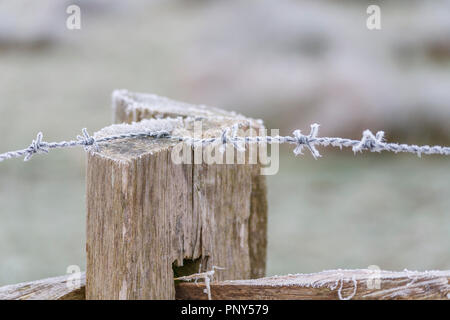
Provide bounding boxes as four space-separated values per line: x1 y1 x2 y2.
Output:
85 91 267 299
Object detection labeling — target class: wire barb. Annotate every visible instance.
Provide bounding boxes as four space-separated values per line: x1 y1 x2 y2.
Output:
219 127 230 153
77 128 99 152
24 132 49 161
293 123 321 159
174 266 225 300
352 130 385 154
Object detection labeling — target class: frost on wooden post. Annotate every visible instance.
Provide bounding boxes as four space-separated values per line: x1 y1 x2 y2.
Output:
94 117 184 140
112 89 261 125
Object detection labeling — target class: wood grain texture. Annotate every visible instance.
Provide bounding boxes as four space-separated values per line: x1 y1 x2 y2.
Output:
85 91 267 299
175 269 450 300
0 273 85 300
113 90 268 280
3 269 448 300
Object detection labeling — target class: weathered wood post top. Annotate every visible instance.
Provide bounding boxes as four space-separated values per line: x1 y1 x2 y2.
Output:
86 90 268 299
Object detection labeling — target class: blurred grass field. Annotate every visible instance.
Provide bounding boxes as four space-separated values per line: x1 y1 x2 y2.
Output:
0 0 449 285
267 153 450 275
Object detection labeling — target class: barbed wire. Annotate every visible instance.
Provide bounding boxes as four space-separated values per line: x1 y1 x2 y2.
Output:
0 123 449 163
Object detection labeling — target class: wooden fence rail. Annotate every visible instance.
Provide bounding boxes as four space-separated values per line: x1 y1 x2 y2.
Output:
1 269 448 300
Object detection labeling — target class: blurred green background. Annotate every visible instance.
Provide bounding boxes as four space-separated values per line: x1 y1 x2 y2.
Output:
0 0 449 286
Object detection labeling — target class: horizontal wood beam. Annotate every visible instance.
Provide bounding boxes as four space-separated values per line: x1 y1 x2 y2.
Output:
0 273 85 300
175 269 450 300
1 269 448 300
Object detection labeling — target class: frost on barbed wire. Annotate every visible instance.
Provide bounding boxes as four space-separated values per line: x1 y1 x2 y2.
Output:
1 121 450 163
174 266 225 300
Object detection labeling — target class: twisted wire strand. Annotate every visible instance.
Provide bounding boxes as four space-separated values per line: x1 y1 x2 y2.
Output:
1 124 449 163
